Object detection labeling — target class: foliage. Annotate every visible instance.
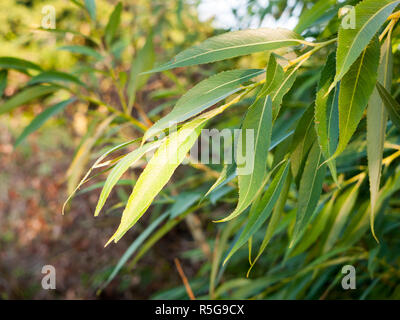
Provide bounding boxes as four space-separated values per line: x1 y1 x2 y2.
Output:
3 0 400 299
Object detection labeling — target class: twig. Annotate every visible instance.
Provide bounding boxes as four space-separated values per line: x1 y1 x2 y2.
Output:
174 258 196 300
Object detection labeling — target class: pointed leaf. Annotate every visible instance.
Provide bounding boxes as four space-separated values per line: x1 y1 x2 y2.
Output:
0 57 42 72
315 53 339 180
106 117 208 245
15 98 75 147
290 141 326 247
84 0 96 20
144 69 264 141
333 37 380 158
105 2 123 46
294 0 337 34
332 0 399 89
0 85 58 115
367 35 393 240
94 141 163 217
58 45 104 60
27 71 85 87
217 95 273 222
224 160 289 264
145 28 303 73
376 83 400 130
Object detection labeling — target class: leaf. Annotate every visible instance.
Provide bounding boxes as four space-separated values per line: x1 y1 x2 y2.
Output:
258 54 284 98
315 53 339 180
84 0 96 20
377 82 400 130
223 160 289 264
100 210 171 291
143 69 264 141
203 162 236 200
0 70 7 97
94 141 163 217
127 33 155 110
247 169 292 275
106 117 208 245
0 85 58 115
216 95 273 222
294 0 337 34
290 141 326 247
323 179 362 253
27 71 85 87
333 37 380 158
367 34 393 241
15 98 75 147
58 45 104 60
331 0 399 90
290 104 316 184
0 57 42 73
145 28 303 73
169 192 202 219
105 2 123 46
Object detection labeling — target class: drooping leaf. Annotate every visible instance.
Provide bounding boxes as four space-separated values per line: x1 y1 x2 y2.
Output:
0 57 42 73
145 28 303 73
290 141 326 247
315 53 339 180
216 95 273 222
290 104 316 184
367 34 393 241
294 0 337 34
0 85 58 115
101 210 171 291
224 160 289 264
376 83 400 130
331 0 399 90
15 98 76 147
247 169 292 275
106 117 208 245
94 141 163 217
84 0 96 20
105 2 123 46
143 69 264 141
27 71 85 87
127 32 155 110
58 45 104 60
323 178 362 253
333 37 380 158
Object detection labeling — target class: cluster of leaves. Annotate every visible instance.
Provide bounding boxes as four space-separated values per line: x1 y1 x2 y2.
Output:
3 0 400 299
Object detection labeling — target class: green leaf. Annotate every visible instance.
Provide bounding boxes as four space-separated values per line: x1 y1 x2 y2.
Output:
0 85 58 115
203 162 236 200
27 71 85 87
224 160 289 264
217 95 272 222
15 98 75 147
105 2 123 46
258 54 297 119
127 33 155 110
377 82 400 130
331 0 399 90
247 169 292 275
367 34 393 241
100 210 171 291
94 141 163 217
106 117 208 245
290 104 316 184
323 179 362 253
315 53 339 180
294 0 337 34
333 37 380 158
0 57 42 73
145 28 303 73
84 0 96 20
143 69 264 141
0 70 7 97
170 192 202 219
290 141 326 247
58 45 103 60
